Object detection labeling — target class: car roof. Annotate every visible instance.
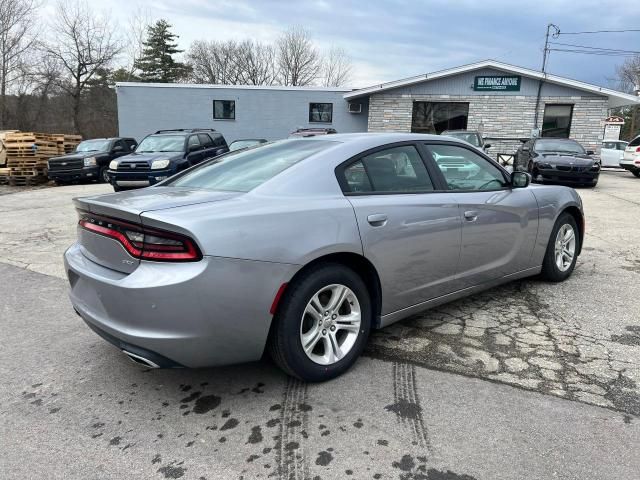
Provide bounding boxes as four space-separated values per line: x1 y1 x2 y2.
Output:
441 130 478 134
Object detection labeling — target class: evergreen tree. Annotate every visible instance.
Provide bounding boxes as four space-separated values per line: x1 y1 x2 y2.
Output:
134 20 190 82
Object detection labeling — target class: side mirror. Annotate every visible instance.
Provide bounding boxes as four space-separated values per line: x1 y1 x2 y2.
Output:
586 150 595 156
484 144 492 149
511 171 531 188
112 145 123 152
130 144 136 151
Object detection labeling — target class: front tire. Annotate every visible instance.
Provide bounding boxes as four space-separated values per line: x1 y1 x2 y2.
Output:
98 166 109 184
268 263 372 382
540 213 579 282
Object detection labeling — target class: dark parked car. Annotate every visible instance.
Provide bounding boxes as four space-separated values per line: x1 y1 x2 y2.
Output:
441 130 491 153
289 128 337 138
515 138 600 187
108 129 228 191
229 139 268 151
48 138 137 185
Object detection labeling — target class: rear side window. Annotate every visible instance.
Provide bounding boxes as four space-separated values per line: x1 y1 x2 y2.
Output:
342 145 434 193
629 136 640 147
212 133 227 148
166 140 336 192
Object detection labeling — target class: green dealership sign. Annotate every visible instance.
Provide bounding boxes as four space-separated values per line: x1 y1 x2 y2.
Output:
474 75 521 91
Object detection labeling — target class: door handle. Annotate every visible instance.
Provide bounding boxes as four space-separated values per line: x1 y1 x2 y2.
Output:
464 210 478 222
367 214 387 226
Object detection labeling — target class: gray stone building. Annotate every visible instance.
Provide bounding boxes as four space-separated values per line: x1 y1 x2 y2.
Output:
117 60 639 157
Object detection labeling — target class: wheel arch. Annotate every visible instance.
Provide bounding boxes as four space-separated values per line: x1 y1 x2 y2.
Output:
559 205 584 256
278 252 383 329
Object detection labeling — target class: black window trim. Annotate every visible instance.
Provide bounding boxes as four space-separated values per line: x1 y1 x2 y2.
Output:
541 103 574 138
309 102 333 124
420 140 512 193
213 99 236 120
335 141 447 196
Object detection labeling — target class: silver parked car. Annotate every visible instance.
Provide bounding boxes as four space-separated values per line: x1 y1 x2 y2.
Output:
65 133 584 381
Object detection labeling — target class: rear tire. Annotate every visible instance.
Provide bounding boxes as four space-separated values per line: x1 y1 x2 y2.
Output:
268 263 372 382
632 170 640 178
540 213 579 282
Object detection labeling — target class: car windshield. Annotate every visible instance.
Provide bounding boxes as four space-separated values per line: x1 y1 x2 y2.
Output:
136 135 184 153
535 139 585 154
629 136 640 147
230 140 264 151
76 139 111 152
165 140 335 192
443 132 481 147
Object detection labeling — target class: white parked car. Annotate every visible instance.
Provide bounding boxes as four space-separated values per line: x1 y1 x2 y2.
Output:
600 140 627 168
621 136 640 177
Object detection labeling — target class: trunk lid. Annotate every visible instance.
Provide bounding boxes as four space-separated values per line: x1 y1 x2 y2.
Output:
74 187 241 273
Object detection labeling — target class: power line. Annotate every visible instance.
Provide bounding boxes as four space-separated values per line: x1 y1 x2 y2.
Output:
549 42 640 54
549 48 639 57
557 28 640 35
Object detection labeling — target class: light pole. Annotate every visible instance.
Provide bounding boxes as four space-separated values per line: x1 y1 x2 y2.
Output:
534 24 561 133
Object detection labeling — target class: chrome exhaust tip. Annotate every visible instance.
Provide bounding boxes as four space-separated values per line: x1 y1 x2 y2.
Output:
122 350 160 368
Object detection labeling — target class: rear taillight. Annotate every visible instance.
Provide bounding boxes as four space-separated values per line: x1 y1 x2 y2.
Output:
78 212 201 262
636 147 640 153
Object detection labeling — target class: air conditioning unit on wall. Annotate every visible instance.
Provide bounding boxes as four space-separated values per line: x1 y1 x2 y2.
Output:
348 103 362 114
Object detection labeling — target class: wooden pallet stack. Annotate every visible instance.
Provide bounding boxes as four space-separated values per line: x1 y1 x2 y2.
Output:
2 132 61 186
53 134 82 155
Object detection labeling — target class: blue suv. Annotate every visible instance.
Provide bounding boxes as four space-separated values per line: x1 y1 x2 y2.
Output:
108 129 229 191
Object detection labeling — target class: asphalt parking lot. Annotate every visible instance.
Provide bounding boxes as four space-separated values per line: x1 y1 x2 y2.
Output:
1 170 639 479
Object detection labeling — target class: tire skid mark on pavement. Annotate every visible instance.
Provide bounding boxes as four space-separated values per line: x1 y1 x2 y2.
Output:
387 361 431 450
275 377 310 480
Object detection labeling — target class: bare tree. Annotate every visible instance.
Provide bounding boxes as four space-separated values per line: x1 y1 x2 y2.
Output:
615 56 640 140
320 46 352 87
276 26 320 86
236 40 277 86
124 6 152 80
187 39 243 84
0 0 38 128
44 0 122 134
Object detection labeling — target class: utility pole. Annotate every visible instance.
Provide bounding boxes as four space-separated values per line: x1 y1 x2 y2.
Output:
534 23 561 134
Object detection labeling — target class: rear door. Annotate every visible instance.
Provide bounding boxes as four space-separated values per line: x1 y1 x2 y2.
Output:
423 142 538 289
339 143 462 314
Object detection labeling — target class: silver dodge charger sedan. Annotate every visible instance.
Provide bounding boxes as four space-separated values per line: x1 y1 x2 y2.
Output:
65 133 584 381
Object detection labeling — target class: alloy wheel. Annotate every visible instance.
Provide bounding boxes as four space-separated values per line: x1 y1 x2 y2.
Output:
554 223 576 272
299 284 361 365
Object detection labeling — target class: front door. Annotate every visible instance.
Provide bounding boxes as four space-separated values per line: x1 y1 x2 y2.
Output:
339 143 462 314
423 142 538 289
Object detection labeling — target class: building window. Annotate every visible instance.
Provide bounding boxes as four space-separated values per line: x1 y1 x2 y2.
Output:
309 103 333 123
213 100 235 120
542 104 573 138
411 102 469 134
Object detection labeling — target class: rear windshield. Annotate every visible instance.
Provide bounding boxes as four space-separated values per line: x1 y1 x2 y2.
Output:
629 136 640 147
535 139 585 154
76 139 111 152
165 139 335 192
443 132 481 147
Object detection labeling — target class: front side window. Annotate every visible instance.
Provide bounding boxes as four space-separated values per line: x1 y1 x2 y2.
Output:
213 100 235 120
442 131 481 147
166 140 335 192
342 145 434 193
542 104 573 138
136 135 185 153
412 102 469 134
187 135 201 149
309 103 333 123
427 144 507 191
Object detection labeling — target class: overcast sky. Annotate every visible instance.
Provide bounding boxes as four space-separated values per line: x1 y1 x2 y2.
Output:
52 0 640 89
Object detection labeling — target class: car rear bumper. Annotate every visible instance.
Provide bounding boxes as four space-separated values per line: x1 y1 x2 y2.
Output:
108 168 175 188
48 166 100 181
64 242 297 368
620 160 640 172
